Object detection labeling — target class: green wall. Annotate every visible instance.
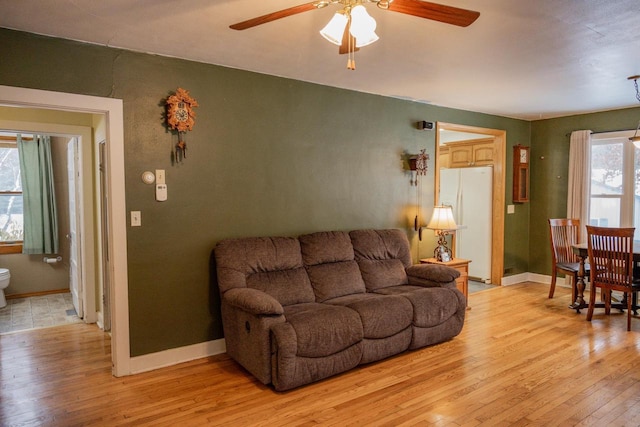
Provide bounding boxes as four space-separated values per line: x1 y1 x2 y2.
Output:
530 107 640 276
0 28 530 357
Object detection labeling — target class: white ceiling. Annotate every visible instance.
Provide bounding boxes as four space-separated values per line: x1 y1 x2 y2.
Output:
1 0 640 120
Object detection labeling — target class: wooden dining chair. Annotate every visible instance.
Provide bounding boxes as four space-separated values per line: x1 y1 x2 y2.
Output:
548 218 589 300
586 225 640 331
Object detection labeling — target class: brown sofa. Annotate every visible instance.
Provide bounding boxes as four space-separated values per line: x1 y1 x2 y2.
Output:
214 229 466 391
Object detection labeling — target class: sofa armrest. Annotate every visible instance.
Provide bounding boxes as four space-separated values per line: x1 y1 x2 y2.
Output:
406 264 460 288
224 288 284 316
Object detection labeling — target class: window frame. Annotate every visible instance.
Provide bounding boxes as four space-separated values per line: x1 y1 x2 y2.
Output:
589 130 638 237
0 139 23 253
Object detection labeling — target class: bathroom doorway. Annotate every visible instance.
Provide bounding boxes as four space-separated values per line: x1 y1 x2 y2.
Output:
0 127 96 324
0 85 130 376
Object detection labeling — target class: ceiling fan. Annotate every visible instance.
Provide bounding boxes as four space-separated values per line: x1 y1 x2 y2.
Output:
230 0 480 69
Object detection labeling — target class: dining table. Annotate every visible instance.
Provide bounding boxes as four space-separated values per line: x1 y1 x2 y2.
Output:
570 242 640 313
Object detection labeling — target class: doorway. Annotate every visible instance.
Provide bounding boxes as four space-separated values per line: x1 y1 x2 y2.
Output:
435 122 506 285
0 127 97 323
0 85 130 376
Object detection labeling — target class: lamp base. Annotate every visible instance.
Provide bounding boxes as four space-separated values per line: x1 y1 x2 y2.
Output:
434 245 452 262
433 231 452 262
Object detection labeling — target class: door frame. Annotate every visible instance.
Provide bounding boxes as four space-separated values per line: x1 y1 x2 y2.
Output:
67 137 83 318
0 85 130 376
435 122 506 285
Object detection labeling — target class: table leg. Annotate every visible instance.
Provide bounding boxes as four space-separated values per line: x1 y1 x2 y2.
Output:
569 254 587 312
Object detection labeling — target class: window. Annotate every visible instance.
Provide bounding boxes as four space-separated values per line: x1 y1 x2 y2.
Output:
0 138 23 253
589 131 640 240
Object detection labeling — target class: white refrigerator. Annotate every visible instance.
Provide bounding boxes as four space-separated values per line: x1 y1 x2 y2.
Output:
439 166 493 282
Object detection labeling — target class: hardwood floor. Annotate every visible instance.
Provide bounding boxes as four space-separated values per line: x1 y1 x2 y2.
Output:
1 283 639 426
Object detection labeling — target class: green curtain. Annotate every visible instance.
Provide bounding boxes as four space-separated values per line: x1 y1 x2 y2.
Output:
17 134 58 254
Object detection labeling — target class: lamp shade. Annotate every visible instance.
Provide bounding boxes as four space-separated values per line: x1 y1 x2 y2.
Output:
349 5 379 47
320 12 348 46
426 206 458 231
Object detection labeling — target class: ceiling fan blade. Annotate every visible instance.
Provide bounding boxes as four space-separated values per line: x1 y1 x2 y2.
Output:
230 2 318 30
388 0 480 27
338 25 360 55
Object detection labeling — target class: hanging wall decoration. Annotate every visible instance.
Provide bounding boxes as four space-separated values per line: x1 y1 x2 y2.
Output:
415 149 429 176
407 149 429 240
408 149 429 185
165 87 198 162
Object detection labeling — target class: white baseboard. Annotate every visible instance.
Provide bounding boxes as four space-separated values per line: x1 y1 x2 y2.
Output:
528 273 552 285
501 272 572 288
129 338 226 374
501 272 529 286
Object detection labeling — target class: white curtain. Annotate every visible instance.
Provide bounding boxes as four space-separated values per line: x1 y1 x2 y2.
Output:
567 130 591 242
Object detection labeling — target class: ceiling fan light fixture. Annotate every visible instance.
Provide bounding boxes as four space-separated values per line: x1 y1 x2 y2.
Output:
320 12 348 45
350 5 379 47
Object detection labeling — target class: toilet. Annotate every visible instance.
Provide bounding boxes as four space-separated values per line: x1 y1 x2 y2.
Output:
0 268 10 308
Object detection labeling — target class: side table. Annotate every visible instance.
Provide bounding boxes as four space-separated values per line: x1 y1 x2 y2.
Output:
420 257 471 309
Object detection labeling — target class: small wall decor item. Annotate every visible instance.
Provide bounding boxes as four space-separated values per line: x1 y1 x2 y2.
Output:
512 144 529 203
165 87 198 162
408 149 429 239
408 149 429 186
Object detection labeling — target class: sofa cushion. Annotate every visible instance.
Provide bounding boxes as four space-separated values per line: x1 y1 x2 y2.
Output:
356 259 408 291
283 303 363 358
406 264 460 283
299 231 355 265
373 285 431 295
246 268 314 307
327 294 412 339
350 229 412 290
215 237 315 306
223 288 284 315
377 286 463 328
300 231 366 302
350 229 412 268
305 261 366 302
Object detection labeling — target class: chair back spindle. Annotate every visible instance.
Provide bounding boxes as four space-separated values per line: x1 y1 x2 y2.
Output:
547 218 586 299
585 225 638 331
549 219 580 264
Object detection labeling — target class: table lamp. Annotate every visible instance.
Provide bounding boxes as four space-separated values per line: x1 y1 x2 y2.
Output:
426 205 458 262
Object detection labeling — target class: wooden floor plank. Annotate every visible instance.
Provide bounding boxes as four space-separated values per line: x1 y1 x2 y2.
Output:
1 282 639 426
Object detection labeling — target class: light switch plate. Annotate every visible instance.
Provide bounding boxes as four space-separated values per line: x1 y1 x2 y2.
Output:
507 205 515 214
155 169 165 185
131 211 141 226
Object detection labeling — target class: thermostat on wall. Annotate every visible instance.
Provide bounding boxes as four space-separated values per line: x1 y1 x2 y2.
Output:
156 184 167 202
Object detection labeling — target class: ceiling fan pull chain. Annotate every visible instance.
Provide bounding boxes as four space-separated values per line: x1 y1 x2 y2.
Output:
347 17 355 70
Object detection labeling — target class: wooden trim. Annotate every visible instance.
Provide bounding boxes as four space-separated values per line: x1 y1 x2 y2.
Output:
0 243 23 254
6 288 70 300
435 122 506 285
442 137 495 147
0 135 33 141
